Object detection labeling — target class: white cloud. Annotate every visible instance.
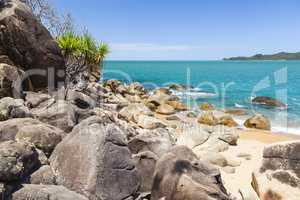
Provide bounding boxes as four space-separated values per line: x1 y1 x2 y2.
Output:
110 43 202 51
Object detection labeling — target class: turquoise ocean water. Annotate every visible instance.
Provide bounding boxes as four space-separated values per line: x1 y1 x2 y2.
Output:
103 61 300 135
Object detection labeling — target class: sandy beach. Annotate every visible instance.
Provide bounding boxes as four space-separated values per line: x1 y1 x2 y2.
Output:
222 129 300 197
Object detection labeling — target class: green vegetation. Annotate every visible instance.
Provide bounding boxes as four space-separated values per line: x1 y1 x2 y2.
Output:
57 32 110 67
224 52 300 61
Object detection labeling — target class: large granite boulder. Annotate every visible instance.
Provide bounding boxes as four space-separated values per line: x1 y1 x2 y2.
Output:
252 96 287 108
12 184 88 200
0 0 65 91
0 140 39 182
0 97 32 120
128 128 174 157
252 141 300 200
0 118 65 156
35 100 77 132
198 112 218 126
151 146 230 200
50 116 140 200
244 114 271 130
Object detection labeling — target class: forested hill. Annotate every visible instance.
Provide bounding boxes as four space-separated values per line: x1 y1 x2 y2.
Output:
224 52 300 60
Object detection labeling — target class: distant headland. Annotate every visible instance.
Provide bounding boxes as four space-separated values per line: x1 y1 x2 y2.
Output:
224 52 300 60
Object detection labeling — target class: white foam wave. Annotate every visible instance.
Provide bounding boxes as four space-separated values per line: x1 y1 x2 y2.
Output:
234 103 246 108
173 91 217 98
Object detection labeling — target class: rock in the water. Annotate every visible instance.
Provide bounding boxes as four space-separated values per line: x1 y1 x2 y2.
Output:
29 165 56 185
50 116 140 200
252 96 287 108
0 140 39 182
244 114 271 130
151 146 230 200
198 112 218 126
200 102 214 111
156 104 175 115
0 0 65 90
12 184 88 200
225 109 248 116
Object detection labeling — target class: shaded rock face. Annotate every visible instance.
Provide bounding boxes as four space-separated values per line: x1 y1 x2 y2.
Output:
50 116 140 200
0 140 39 182
151 146 230 200
261 141 300 186
252 141 300 200
0 63 24 98
252 96 287 108
12 184 88 200
0 0 65 91
244 114 271 130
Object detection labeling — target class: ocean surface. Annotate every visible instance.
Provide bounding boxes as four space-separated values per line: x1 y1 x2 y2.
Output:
103 61 300 135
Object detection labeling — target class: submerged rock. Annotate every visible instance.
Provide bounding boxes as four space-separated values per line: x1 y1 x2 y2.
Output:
252 96 287 108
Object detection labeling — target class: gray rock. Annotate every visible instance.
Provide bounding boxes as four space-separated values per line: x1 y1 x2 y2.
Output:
0 0 65 90
0 140 39 182
15 124 65 156
50 116 140 200
25 92 53 109
35 100 77 132
0 63 24 98
151 146 230 200
0 118 65 156
128 128 174 157
12 184 88 200
66 89 96 109
136 115 166 130
29 165 56 185
133 151 158 192
0 97 32 120
260 141 300 186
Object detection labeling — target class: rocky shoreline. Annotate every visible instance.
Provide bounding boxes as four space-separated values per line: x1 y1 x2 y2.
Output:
0 1 299 200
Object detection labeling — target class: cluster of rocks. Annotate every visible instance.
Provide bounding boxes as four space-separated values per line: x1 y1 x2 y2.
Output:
0 1 298 200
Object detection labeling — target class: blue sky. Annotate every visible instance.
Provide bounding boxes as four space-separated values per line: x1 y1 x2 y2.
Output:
52 0 300 60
